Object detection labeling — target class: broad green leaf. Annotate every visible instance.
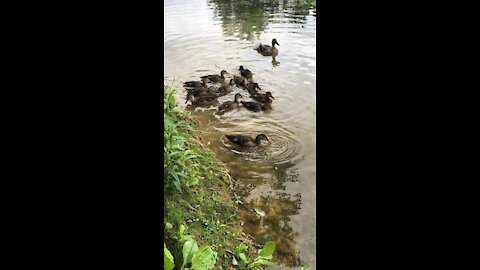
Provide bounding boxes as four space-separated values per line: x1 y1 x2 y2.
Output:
179 224 186 238
239 253 248 264
191 246 217 270
232 256 238 266
250 258 274 267
164 243 175 270
258 241 276 259
300 263 312 270
253 208 265 217
183 239 199 266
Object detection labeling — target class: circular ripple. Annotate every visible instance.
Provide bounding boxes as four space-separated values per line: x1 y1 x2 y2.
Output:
218 121 305 166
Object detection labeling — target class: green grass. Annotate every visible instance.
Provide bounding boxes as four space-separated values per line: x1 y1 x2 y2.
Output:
164 85 258 269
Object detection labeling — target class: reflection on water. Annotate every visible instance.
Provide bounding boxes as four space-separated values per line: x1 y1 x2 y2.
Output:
165 0 316 269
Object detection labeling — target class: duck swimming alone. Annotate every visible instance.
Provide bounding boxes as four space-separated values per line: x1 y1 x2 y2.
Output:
217 93 243 114
250 91 274 103
225 134 270 147
240 101 272 112
239 66 253 79
255 38 280 56
201 70 228 83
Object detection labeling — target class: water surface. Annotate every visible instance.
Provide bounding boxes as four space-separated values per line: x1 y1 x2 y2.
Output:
164 0 316 268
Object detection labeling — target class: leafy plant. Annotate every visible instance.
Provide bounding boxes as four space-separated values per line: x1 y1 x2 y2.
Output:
300 263 312 270
253 208 265 217
164 242 175 270
165 224 218 270
232 241 276 269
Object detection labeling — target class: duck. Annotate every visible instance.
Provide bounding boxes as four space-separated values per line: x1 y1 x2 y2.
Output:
255 38 280 56
215 79 235 97
183 79 207 88
217 93 243 114
200 70 228 83
186 86 217 97
245 82 262 94
250 91 274 103
240 101 272 112
234 75 251 88
239 66 253 79
185 93 219 107
225 134 270 147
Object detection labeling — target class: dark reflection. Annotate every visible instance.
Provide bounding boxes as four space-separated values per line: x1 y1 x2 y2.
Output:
227 158 299 193
207 0 316 41
272 56 280 67
240 192 302 267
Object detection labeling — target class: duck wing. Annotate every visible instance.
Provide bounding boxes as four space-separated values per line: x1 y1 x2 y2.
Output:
241 101 261 112
226 135 254 145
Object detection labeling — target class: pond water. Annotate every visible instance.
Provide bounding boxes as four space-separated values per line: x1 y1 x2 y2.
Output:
164 0 316 268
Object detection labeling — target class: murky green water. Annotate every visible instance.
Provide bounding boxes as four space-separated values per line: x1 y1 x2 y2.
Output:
164 0 316 268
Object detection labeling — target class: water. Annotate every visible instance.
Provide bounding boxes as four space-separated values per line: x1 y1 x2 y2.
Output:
164 0 316 268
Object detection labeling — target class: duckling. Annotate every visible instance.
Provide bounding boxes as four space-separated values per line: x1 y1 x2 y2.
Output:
200 70 228 83
255 38 280 56
215 79 235 97
245 82 262 94
217 93 243 114
251 91 274 103
187 86 217 98
185 93 219 107
234 75 251 88
183 79 207 88
239 66 253 79
240 101 272 112
225 134 269 147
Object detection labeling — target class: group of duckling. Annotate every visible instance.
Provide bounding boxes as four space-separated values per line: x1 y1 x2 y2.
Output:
182 39 280 147
184 66 275 115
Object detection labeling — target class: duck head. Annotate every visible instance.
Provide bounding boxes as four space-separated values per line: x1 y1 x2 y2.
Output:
234 93 244 103
255 134 270 145
239 66 245 71
253 83 262 90
185 94 195 105
272 38 280 47
266 91 275 99
221 70 228 77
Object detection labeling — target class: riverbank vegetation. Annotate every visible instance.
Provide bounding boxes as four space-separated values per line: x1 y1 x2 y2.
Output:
164 85 280 269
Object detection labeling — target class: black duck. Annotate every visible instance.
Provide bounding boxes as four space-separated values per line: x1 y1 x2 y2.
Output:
239 66 253 79
200 70 228 83
250 91 274 103
255 38 280 56
217 93 243 114
225 134 269 147
240 101 272 112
